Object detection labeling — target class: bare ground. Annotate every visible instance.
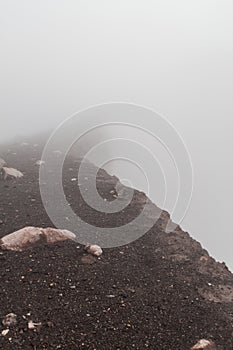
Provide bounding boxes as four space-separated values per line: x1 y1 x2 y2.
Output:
0 140 233 349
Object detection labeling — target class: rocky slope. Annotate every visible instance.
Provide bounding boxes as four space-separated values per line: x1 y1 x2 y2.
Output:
0 140 233 349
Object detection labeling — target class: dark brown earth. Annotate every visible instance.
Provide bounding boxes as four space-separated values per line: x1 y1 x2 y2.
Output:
0 139 233 349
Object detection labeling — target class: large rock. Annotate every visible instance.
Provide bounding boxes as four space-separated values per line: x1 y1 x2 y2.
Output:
0 226 76 251
2 167 23 180
190 339 217 350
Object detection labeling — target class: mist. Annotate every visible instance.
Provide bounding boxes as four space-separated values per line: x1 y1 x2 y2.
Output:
0 1 233 269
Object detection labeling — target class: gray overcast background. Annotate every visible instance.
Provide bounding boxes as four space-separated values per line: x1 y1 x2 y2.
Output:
0 1 233 269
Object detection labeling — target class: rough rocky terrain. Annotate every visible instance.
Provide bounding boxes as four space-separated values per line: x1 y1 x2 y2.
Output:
0 139 233 349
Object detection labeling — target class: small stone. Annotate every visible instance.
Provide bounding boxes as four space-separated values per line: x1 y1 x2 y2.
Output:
1 329 9 336
84 244 102 257
28 320 42 330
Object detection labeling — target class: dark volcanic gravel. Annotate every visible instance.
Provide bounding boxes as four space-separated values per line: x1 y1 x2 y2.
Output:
0 140 233 349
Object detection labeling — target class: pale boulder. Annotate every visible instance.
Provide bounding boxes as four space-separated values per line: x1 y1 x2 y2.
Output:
0 227 76 251
2 167 23 180
190 339 217 350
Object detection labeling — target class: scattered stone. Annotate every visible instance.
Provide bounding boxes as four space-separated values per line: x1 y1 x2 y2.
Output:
84 244 103 257
2 313 17 327
0 227 76 251
190 339 217 350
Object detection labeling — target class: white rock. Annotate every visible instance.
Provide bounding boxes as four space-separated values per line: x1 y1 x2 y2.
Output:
36 160 45 166
190 339 217 350
1 329 9 336
0 227 76 251
2 313 17 327
2 167 23 180
84 244 103 257
28 320 41 330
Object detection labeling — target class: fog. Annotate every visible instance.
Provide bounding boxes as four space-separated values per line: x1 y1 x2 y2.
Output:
0 1 233 269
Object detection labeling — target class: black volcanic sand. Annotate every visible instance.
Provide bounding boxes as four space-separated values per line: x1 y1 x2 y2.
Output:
0 141 233 349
